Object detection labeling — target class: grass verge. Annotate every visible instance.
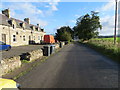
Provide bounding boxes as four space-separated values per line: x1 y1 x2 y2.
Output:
78 41 120 63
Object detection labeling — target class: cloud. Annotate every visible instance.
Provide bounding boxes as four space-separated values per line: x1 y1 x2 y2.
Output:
99 15 115 36
95 0 118 36
2 2 56 27
31 17 48 27
95 0 115 15
100 1 115 12
51 4 58 11
1 1 61 34
75 14 81 18
69 20 76 23
45 0 60 12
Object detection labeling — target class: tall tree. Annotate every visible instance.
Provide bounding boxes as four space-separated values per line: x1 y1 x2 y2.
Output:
55 26 73 41
74 11 102 41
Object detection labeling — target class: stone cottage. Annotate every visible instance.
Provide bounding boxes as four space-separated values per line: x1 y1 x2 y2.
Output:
0 9 46 46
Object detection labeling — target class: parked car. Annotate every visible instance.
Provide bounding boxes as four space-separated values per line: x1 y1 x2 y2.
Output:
0 78 21 90
0 41 11 51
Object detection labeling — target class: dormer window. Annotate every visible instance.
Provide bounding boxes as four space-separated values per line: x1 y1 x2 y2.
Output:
35 27 39 31
10 19 16 29
8 19 16 29
12 24 16 29
30 26 35 31
20 23 25 30
35 28 37 31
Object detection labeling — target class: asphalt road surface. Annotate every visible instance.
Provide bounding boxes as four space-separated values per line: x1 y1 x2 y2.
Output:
17 43 119 88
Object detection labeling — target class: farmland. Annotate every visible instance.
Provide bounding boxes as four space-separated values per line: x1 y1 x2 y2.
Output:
81 37 120 63
92 37 120 42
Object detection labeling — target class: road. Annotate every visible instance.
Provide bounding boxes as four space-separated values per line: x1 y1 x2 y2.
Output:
16 43 119 88
0 45 45 59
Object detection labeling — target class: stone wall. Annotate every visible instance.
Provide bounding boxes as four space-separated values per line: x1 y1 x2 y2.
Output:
0 44 63 76
29 49 43 61
55 43 60 49
20 49 43 62
0 56 21 76
62 42 65 46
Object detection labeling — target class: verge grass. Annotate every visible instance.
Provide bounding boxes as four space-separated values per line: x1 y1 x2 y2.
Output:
79 37 120 63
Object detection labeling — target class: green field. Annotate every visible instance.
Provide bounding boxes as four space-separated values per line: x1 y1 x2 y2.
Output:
93 37 120 42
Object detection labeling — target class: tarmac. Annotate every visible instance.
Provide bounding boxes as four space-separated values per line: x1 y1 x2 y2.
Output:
16 43 119 88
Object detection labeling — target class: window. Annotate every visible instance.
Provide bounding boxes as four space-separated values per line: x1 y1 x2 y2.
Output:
13 24 16 29
29 36 31 40
38 36 40 40
23 36 25 41
13 35 16 42
13 24 14 29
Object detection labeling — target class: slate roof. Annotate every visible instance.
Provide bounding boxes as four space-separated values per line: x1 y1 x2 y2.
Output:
0 14 42 32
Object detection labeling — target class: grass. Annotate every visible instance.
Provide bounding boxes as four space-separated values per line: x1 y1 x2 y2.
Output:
79 37 120 63
21 60 30 63
93 37 120 42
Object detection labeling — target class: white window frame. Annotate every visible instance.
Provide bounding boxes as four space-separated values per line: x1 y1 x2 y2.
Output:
23 35 26 41
38 36 40 40
13 35 17 42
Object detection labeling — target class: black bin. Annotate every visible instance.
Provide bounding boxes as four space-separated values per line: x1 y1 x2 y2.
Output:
43 45 50 56
50 45 55 54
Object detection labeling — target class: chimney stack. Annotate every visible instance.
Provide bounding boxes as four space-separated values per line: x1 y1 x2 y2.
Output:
37 24 40 27
24 18 30 24
2 8 10 18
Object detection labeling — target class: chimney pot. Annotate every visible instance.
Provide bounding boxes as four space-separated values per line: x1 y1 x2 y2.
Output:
2 8 10 18
37 24 40 27
24 18 30 24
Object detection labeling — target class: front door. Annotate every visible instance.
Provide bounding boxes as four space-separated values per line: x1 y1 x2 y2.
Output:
2 34 6 43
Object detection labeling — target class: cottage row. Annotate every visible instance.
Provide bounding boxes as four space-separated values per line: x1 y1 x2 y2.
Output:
0 9 46 46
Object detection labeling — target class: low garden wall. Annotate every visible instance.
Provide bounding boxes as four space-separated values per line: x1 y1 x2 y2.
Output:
0 43 64 76
0 56 21 76
55 43 60 49
20 49 43 62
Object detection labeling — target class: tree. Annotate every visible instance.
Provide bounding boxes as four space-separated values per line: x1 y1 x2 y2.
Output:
73 11 102 41
55 26 73 41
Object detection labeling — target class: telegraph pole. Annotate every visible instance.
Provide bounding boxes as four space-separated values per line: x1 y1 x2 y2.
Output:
114 0 118 45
